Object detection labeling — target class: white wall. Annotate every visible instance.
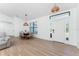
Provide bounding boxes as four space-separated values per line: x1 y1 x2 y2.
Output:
0 13 14 36
28 16 51 40
12 17 25 37
68 8 77 46
36 16 50 40
0 13 24 37
76 6 79 48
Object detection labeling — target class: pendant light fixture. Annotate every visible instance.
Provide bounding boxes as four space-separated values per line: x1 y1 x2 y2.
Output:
51 4 60 13
23 13 28 26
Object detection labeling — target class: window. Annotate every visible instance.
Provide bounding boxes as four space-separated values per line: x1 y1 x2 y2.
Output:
29 21 38 34
49 11 70 22
66 23 69 33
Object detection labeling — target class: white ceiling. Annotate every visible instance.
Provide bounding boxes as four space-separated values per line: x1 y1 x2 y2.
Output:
0 3 78 20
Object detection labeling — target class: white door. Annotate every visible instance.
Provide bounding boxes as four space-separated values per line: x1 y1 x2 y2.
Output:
53 19 65 43
49 11 70 43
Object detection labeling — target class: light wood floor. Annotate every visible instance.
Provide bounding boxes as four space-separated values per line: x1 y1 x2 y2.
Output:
0 37 79 56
